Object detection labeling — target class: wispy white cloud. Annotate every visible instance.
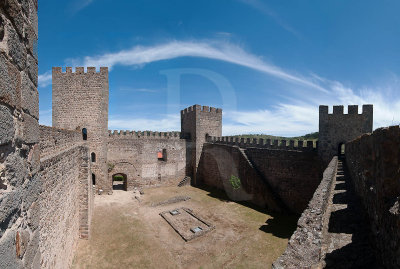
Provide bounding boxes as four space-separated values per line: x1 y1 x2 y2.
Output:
108 114 180 132
39 40 327 92
222 78 400 136
237 0 302 39
106 77 400 136
37 40 400 135
38 71 52 88
77 40 328 93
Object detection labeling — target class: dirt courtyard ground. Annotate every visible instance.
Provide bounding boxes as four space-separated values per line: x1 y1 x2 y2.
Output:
72 185 297 269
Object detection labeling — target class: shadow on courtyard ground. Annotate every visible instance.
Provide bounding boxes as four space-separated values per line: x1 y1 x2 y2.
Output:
195 184 298 239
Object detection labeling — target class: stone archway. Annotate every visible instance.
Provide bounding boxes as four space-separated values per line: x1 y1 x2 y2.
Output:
108 160 139 192
112 173 128 191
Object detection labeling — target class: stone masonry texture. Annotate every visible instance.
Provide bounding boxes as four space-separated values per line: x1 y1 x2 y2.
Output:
52 67 109 193
318 105 372 166
39 126 91 268
181 105 222 185
0 1 40 268
273 157 338 268
107 131 188 189
346 126 400 268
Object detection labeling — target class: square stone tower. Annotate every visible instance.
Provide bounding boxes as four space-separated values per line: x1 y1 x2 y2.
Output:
318 104 373 165
181 104 222 185
52 67 109 192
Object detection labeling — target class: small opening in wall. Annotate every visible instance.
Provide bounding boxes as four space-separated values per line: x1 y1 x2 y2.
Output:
112 173 127 191
91 152 96 162
338 143 345 156
92 173 96 186
158 149 167 161
205 133 210 141
82 128 88 141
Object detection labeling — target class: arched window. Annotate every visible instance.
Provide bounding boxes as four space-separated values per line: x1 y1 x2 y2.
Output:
91 152 96 162
92 173 96 186
205 133 210 141
82 128 87 141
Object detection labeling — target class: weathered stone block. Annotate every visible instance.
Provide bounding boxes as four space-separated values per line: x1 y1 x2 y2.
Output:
19 112 38 144
0 229 23 269
5 150 29 187
26 54 37 86
7 24 26 70
3 0 24 37
0 105 15 145
0 191 22 237
21 72 38 118
0 53 21 108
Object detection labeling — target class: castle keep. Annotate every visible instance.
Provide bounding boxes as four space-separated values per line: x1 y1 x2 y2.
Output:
1 2 399 268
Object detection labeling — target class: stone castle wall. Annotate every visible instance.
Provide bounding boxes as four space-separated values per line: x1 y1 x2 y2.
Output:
346 126 400 268
197 143 283 211
318 105 372 165
245 147 321 214
39 126 91 268
0 0 41 267
52 67 109 193
273 157 338 268
208 136 317 152
198 142 320 213
108 131 189 189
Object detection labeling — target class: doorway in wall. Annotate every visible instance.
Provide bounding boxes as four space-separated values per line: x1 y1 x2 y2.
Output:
338 143 345 157
112 173 128 191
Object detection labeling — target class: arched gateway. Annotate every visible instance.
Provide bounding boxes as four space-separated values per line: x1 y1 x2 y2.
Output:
108 161 139 192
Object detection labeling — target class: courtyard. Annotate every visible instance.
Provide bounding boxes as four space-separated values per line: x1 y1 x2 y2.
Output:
72 185 297 269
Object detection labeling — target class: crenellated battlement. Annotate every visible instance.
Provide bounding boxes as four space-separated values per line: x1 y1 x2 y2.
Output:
108 130 182 139
318 104 373 165
206 136 317 151
319 105 373 115
181 104 222 116
52 66 108 75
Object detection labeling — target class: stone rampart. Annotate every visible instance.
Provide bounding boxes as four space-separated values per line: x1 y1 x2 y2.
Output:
109 130 181 139
208 136 317 152
39 125 82 157
346 126 400 267
197 143 285 212
38 125 92 268
273 157 338 268
245 147 321 213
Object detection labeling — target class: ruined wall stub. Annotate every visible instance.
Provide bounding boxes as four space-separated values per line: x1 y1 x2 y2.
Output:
318 105 373 165
52 67 109 193
181 105 222 185
0 0 41 267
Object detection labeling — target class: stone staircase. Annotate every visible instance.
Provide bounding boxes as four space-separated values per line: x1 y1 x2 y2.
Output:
321 157 379 268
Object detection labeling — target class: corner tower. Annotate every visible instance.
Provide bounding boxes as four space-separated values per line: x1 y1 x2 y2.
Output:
181 105 222 185
318 104 373 165
52 67 109 192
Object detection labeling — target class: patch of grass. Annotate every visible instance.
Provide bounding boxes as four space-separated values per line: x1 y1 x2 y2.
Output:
113 175 124 181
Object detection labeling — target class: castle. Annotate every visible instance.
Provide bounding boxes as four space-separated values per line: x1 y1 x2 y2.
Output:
1 2 399 268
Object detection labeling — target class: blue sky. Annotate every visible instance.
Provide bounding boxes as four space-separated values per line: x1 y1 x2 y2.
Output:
38 0 400 136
